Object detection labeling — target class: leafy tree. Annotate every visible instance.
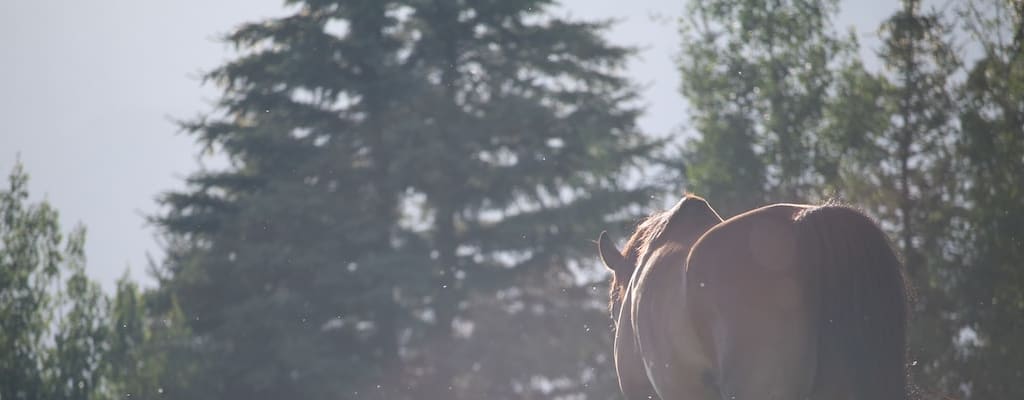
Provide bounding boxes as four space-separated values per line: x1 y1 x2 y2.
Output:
677 0 971 394
875 0 960 285
801 0 963 393
0 162 58 399
104 273 151 398
103 271 194 399
153 1 654 399
955 0 1024 397
45 227 107 400
677 0 855 216
820 54 891 204
850 1 962 392
0 161 108 400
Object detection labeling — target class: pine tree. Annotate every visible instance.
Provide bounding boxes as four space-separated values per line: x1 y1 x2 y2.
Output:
153 1 655 399
819 0 962 393
153 2 418 398
678 0 855 216
866 1 962 391
394 2 655 398
956 0 1024 397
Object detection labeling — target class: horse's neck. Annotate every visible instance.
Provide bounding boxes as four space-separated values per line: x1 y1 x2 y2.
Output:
631 242 712 388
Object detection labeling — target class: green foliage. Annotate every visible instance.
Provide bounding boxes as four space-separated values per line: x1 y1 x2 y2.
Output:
6 0 1020 399
0 162 108 400
104 273 149 398
814 0 965 392
678 0 856 216
152 1 656 399
1 162 59 399
954 1 1024 397
679 0 1023 397
46 228 108 400
102 271 195 399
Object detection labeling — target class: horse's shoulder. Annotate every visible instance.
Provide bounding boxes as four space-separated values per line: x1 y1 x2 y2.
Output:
692 202 807 244
734 203 813 224
687 203 812 279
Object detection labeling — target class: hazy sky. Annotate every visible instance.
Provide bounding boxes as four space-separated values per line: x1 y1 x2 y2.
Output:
1 0 899 292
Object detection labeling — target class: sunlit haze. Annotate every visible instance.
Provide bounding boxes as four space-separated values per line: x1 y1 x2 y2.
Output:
2 0 900 291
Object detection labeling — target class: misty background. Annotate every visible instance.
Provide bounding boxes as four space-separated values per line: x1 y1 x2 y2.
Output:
1 0 899 292
3 0 1022 399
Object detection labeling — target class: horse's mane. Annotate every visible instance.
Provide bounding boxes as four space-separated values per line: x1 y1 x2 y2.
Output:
609 194 708 312
608 210 664 311
795 202 911 400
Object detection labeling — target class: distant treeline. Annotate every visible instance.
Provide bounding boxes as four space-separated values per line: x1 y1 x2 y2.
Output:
1 0 1020 399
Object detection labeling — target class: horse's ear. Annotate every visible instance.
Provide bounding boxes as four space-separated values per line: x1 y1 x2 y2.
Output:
598 231 629 275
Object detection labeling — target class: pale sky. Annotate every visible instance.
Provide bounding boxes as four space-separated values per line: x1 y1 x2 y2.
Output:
1 0 900 292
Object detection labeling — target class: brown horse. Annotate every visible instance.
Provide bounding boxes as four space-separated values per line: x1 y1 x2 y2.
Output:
599 196 908 400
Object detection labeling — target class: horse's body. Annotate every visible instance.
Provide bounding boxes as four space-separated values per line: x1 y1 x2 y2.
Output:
599 195 908 400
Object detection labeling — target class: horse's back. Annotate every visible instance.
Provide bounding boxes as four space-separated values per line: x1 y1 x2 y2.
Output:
684 202 908 400
686 203 811 276
683 203 820 400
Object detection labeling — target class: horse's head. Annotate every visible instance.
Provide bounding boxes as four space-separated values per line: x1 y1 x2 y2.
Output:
598 194 721 320
597 194 722 399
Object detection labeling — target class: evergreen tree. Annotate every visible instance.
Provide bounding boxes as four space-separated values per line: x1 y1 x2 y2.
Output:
956 0 1024 397
817 0 962 393
677 0 855 216
154 2 418 397
154 1 654 399
865 1 962 391
875 0 960 284
395 2 654 398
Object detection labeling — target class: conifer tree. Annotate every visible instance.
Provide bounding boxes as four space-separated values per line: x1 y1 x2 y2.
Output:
865 1 961 390
956 0 1024 397
154 1 655 399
